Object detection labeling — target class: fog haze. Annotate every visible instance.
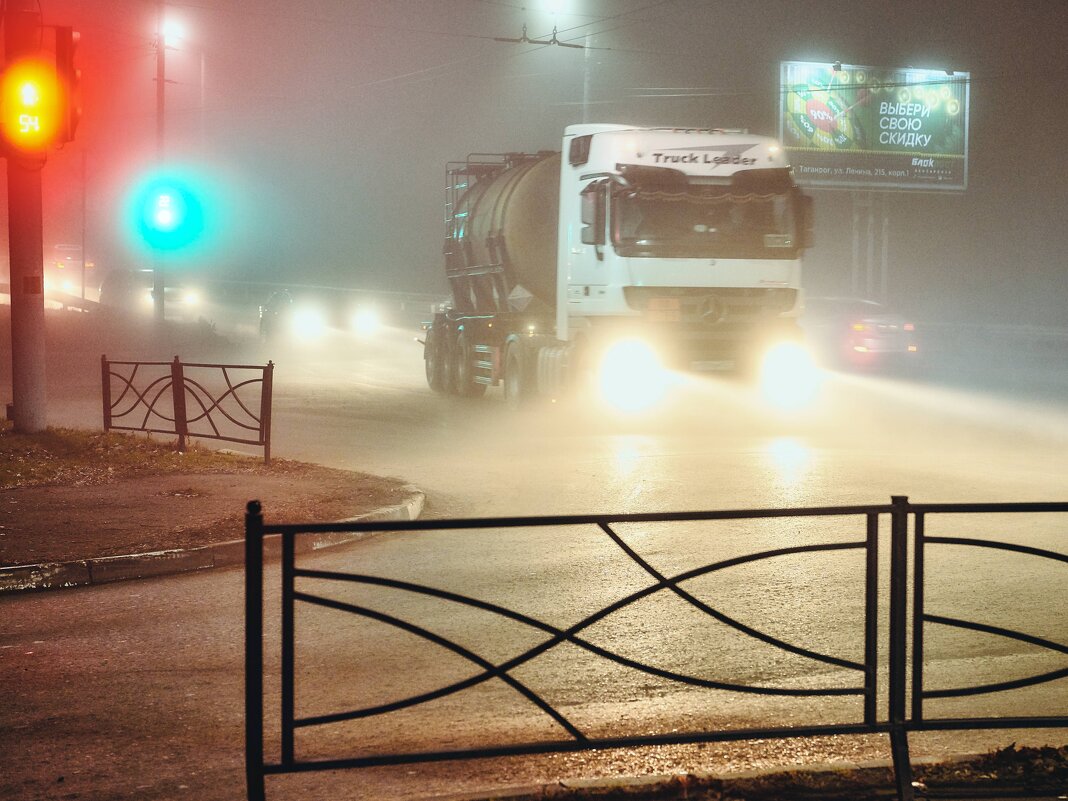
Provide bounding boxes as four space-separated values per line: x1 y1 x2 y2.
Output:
12 0 1068 323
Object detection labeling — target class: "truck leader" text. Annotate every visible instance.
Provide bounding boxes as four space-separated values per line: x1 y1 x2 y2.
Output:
651 152 758 166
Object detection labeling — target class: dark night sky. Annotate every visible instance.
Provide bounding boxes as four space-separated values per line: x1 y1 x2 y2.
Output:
12 0 1068 324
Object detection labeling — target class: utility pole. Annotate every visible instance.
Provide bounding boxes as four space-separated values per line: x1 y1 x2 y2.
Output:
81 150 87 300
4 0 48 433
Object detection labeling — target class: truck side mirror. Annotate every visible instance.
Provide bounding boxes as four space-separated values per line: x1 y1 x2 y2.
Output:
580 182 606 246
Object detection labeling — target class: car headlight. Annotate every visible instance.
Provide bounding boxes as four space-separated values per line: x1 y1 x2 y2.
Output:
290 306 328 340
350 307 380 336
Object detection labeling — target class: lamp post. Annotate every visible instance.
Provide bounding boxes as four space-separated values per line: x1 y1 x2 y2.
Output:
154 9 181 323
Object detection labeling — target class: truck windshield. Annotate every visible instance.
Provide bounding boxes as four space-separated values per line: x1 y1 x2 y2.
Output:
611 180 800 260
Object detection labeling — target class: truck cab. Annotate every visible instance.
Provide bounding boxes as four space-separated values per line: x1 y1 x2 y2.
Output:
558 124 812 368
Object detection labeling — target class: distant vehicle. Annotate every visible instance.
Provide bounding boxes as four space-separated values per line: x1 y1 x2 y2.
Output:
98 268 205 320
45 243 97 303
259 288 385 343
801 296 919 368
258 289 296 340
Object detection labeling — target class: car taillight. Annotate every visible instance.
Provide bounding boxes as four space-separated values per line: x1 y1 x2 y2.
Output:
903 322 915 332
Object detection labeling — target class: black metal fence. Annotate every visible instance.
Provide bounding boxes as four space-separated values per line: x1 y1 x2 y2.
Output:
244 497 1067 801
102 355 274 464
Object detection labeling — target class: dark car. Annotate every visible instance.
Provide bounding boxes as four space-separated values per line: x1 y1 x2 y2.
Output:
98 268 205 320
801 296 919 369
258 289 294 340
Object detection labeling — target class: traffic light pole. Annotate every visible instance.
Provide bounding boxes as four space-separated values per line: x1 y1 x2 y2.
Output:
7 161 48 433
4 0 48 433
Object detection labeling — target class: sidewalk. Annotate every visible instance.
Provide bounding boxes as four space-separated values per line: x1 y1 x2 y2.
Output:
0 468 424 593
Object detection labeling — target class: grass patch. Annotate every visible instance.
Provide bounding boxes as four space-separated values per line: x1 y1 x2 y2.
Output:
0 423 289 490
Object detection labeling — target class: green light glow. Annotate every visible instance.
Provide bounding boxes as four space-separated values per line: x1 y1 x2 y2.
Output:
124 165 223 257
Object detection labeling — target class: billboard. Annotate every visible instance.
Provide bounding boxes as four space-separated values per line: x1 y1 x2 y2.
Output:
780 61 970 191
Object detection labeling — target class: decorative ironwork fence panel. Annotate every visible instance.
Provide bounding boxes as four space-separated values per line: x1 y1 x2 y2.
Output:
244 497 1067 801
102 355 274 463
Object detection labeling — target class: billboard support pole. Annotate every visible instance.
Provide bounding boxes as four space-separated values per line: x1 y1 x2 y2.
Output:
881 195 890 301
866 196 875 298
851 192 861 296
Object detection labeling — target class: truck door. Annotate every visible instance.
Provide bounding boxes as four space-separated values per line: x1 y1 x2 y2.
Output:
568 179 609 302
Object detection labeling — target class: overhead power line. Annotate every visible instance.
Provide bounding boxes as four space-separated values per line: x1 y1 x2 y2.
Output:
494 24 584 48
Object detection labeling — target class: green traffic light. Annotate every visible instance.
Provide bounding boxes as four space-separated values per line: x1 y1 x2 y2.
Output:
123 163 241 262
134 175 205 252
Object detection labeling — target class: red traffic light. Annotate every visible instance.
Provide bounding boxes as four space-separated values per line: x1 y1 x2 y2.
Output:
55 27 81 143
0 58 63 153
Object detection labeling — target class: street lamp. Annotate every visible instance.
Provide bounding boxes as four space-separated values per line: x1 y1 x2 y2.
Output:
153 7 182 322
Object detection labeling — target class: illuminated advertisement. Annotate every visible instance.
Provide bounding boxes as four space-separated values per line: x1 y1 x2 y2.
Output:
780 61 970 191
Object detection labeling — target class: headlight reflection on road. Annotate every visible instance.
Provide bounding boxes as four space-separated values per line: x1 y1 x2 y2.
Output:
597 338 670 413
759 341 821 411
765 436 812 486
611 437 652 476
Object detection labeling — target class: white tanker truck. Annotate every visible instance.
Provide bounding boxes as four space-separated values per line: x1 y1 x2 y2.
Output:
423 123 814 408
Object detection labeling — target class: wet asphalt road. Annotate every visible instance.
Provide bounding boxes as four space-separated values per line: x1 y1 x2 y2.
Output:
6 319 1067 801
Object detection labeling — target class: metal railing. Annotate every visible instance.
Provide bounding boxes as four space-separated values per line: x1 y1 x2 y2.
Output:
103 355 274 464
244 497 1067 801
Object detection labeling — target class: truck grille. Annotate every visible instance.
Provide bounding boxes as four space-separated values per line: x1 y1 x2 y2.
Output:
624 287 797 324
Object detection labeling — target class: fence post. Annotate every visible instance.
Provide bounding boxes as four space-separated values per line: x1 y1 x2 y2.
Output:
281 529 295 766
101 355 112 432
245 501 266 801
863 512 879 726
911 512 926 724
170 356 188 453
260 361 273 466
889 495 915 801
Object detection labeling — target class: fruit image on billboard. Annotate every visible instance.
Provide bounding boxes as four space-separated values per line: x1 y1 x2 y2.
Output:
780 61 969 191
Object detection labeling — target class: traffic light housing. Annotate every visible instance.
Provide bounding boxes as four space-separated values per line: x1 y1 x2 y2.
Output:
0 57 63 155
54 26 81 143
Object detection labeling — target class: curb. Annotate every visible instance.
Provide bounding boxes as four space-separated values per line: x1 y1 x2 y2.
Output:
427 752 1063 801
0 485 425 595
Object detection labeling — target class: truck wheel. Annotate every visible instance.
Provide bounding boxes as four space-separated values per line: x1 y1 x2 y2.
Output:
456 333 487 398
441 332 461 395
424 326 446 393
503 342 530 410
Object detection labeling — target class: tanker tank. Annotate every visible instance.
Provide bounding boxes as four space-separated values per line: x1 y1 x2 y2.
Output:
450 152 560 311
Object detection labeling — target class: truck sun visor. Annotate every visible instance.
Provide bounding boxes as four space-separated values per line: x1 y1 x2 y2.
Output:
615 164 689 191
729 167 794 193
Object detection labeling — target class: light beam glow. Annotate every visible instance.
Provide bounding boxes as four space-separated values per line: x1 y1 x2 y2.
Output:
759 341 821 410
597 338 669 413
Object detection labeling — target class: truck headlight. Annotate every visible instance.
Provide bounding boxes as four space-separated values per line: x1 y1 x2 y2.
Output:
759 341 820 410
597 338 668 412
